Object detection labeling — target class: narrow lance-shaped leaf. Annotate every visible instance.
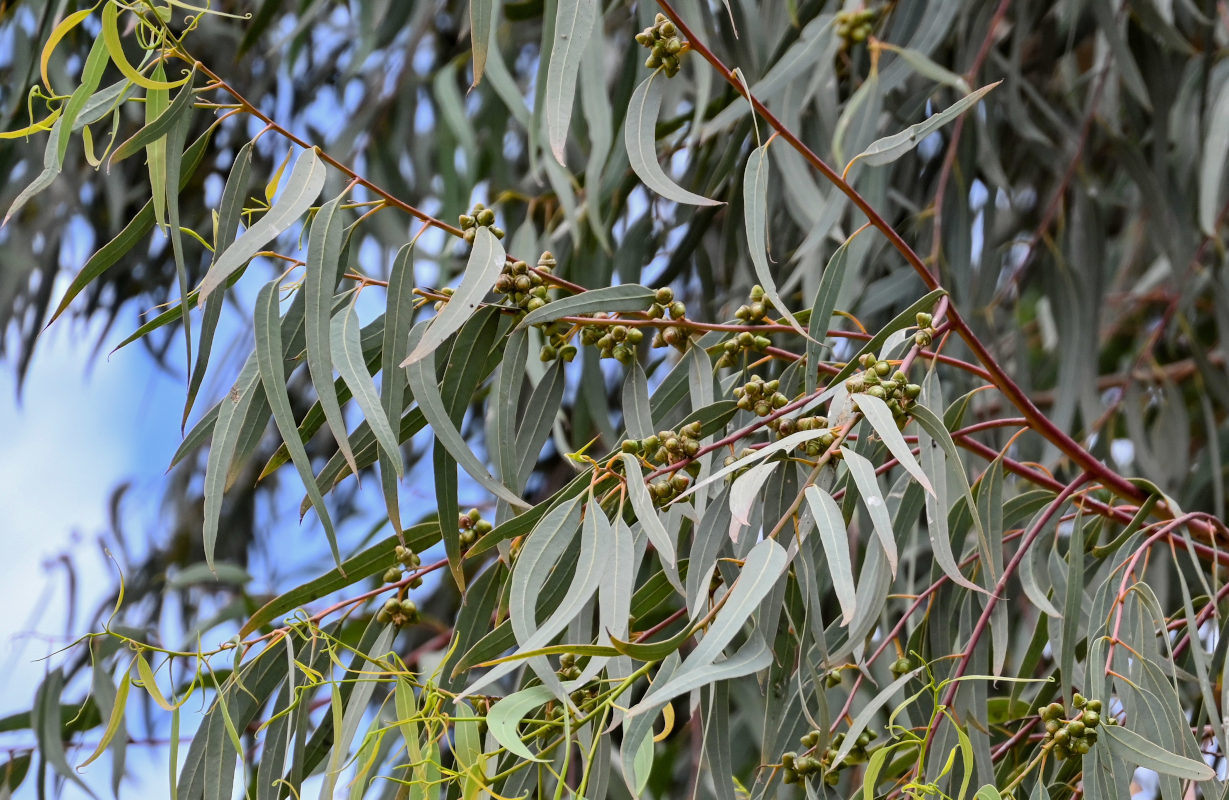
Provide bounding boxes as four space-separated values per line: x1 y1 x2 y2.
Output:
197 148 328 303
404 324 527 508
618 452 678 572
743 142 810 339
486 685 553 762
625 69 723 206
77 667 130 770
842 448 899 576
109 65 198 164
1102 723 1216 781
202 358 263 572
847 82 1000 170
254 279 343 567
851 393 934 494
5 33 109 224
402 226 504 368
380 243 416 535
804 486 857 625
305 191 359 478
516 283 655 329
99 2 189 91
806 232 856 393
545 0 598 164
1199 76 1229 236
185 140 253 428
48 125 215 325
469 0 498 88
627 538 788 720
331 304 403 476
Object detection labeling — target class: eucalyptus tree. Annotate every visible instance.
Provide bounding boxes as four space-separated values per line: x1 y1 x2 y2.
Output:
2 1 1229 798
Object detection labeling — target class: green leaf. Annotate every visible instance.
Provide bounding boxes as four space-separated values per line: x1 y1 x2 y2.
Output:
1102 723 1216 781
806 233 856 392
486 685 553 762
851 393 933 493
831 667 920 768
625 70 723 207
109 66 198 163
239 521 440 637
254 278 341 566
469 0 498 87
77 667 129 770
197 148 327 302
33 669 95 798
332 304 403 476
318 625 395 799
848 82 999 171
404 323 526 508
49 124 214 325
100 2 188 91
545 0 597 164
402 226 504 367
5 34 109 224
743 143 809 339
185 140 253 428
305 191 359 478
728 460 779 539
618 452 678 570
842 448 899 576
622 363 653 440
202 357 263 572
1199 75 1229 235
457 492 585 698
513 360 565 488
625 540 784 725
516 284 656 329
804 485 856 625
379 243 416 534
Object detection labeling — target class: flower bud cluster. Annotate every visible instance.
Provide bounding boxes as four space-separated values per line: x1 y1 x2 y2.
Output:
496 252 555 316
716 285 774 368
844 352 922 425
636 14 685 77
836 8 877 46
383 544 423 587
1041 694 1112 760
579 320 645 364
377 597 419 626
622 421 704 505
781 728 877 786
458 507 492 549
913 311 937 347
458 202 505 243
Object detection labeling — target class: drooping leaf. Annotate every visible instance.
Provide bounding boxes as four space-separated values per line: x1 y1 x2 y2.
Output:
847 82 999 171
842 448 899 576
515 284 656 329
403 323 526 508
197 148 327 302
253 279 342 566
743 143 809 339
625 70 723 207
1102 723 1216 781
804 485 856 625
332 303 403 476
402 226 504 367
545 0 598 164
305 190 360 478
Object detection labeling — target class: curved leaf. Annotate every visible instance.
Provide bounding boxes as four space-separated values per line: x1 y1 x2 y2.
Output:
625 70 723 206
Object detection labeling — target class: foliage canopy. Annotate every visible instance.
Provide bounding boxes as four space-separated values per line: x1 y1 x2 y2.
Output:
2 1 1229 798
